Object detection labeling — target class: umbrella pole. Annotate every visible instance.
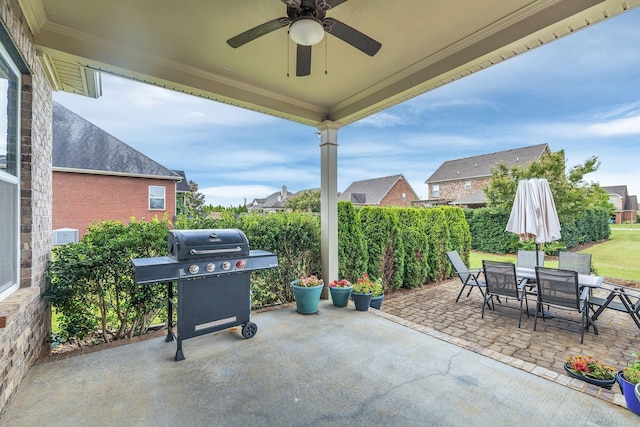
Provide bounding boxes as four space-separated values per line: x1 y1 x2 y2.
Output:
535 243 540 267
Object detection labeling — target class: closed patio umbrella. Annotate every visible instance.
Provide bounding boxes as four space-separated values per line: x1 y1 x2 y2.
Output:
505 178 561 265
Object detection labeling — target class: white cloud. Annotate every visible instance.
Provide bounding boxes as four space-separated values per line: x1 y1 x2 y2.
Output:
587 114 640 137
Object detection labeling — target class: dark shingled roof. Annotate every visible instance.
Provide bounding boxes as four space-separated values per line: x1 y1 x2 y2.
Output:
53 101 180 180
173 170 190 192
425 143 549 184
338 174 412 205
602 185 627 198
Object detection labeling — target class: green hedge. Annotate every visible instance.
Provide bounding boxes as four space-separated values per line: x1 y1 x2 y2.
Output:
466 207 611 255
46 204 473 343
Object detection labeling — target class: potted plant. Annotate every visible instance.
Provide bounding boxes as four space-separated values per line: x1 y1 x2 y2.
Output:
369 277 385 310
564 355 616 389
616 349 640 415
351 272 374 311
328 279 352 308
290 275 324 315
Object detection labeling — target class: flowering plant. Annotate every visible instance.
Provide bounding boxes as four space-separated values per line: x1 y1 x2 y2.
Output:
371 277 384 297
329 279 352 288
623 349 640 385
352 272 376 294
296 275 323 287
566 355 615 381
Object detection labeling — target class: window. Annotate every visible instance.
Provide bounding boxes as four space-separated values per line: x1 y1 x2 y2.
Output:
431 184 439 198
402 192 406 202
465 181 472 190
149 185 166 210
0 40 20 300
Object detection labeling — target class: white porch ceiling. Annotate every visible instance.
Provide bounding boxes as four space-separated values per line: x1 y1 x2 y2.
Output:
18 0 640 127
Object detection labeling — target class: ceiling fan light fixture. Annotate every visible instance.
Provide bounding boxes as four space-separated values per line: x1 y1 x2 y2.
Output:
289 17 325 46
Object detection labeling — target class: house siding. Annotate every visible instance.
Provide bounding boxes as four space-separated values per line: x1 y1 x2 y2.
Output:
0 0 52 415
53 172 177 235
434 177 491 201
380 179 419 206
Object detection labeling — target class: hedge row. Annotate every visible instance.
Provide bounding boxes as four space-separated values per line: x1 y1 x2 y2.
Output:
465 207 611 254
46 205 471 342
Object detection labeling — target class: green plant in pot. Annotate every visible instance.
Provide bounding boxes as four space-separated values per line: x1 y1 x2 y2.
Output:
616 349 640 415
369 276 385 310
351 272 374 311
290 275 324 315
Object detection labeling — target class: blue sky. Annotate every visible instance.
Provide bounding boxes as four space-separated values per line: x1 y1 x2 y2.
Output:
54 7 640 207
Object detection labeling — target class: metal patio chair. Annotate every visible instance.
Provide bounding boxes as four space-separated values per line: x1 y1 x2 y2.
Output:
482 260 530 327
516 250 545 268
534 266 597 344
558 252 592 275
446 250 486 303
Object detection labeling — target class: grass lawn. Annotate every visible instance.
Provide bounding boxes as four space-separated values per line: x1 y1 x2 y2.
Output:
469 224 640 283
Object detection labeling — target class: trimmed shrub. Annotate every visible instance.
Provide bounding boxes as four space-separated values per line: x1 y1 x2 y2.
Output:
337 201 368 283
423 208 451 281
396 207 430 288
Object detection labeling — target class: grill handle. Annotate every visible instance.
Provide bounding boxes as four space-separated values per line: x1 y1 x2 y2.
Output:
189 246 243 256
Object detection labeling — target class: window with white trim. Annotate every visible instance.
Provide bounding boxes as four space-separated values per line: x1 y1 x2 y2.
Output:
0 39 20 300
431 184 439 198
149 185 166 210
465 181 472 190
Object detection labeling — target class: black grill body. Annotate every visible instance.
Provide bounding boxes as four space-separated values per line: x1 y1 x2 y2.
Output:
132 229 278 361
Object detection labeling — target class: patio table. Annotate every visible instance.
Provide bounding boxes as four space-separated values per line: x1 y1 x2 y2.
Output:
515 267 604 288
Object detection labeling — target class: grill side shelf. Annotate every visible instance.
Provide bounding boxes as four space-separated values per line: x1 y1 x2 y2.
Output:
132 257 180 285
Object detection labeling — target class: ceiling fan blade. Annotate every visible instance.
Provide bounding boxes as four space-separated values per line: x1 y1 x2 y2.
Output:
227 18 290 48
323 18 381 56
296 44 312 76
326 0 348 8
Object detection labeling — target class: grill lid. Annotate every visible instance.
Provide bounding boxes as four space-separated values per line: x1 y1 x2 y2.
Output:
168 229 250 260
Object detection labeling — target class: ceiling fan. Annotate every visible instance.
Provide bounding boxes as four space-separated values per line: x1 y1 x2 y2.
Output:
226 0 382 77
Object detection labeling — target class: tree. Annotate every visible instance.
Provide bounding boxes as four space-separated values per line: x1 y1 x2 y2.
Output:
285 189 321 212
484 150 612 222
182 179 206 217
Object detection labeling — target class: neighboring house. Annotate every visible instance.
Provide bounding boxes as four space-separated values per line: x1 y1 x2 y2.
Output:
603 185 638 224
338 174 419 207
173 170 191 213
52 102 183 238
247 185 296 212
423 143 550 207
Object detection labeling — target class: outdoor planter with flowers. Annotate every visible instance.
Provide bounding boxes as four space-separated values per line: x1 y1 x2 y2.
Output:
291 275 324 315
369 277 385 310
616 349 640 415
564 355 616 389
351 272 375 311
328 279 352 307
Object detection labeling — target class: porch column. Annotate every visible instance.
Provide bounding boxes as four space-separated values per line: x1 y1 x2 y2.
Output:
318 121 341 298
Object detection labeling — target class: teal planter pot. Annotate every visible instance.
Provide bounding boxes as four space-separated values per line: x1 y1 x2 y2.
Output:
351 293 372 311
291 281 324 315
329 286 352 307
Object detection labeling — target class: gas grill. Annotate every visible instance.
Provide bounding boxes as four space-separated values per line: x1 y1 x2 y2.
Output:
132 229 278 361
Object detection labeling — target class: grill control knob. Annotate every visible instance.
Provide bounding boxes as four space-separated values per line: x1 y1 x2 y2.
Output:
205 263 215 272
221 261 231 270
235 259 246 269
189 264 199 274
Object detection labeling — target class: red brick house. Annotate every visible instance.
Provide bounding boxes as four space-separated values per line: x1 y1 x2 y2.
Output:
423 144 549 207
338 174 419 207
52 102 183 238
603 185 638 224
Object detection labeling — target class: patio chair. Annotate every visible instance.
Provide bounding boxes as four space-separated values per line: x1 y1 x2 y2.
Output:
516 250 545 268
558 252 592 275
481 260 530 328
534 267 597 344
446 250 485 302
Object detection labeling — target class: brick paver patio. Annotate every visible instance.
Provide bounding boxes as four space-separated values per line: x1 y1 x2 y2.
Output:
382 278 639 392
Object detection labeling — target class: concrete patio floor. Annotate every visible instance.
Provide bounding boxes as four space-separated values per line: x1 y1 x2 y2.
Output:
2 295 639 426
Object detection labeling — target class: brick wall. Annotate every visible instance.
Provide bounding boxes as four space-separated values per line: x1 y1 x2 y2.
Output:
380 178 419 207
0 0 52 415
53 172 177 236
435 177 491 201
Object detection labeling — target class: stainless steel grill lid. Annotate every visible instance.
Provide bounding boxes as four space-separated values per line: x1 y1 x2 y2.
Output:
168 229 249 260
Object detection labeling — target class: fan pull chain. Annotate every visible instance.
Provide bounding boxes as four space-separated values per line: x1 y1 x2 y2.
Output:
324 36 328 75
286 30 290 77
